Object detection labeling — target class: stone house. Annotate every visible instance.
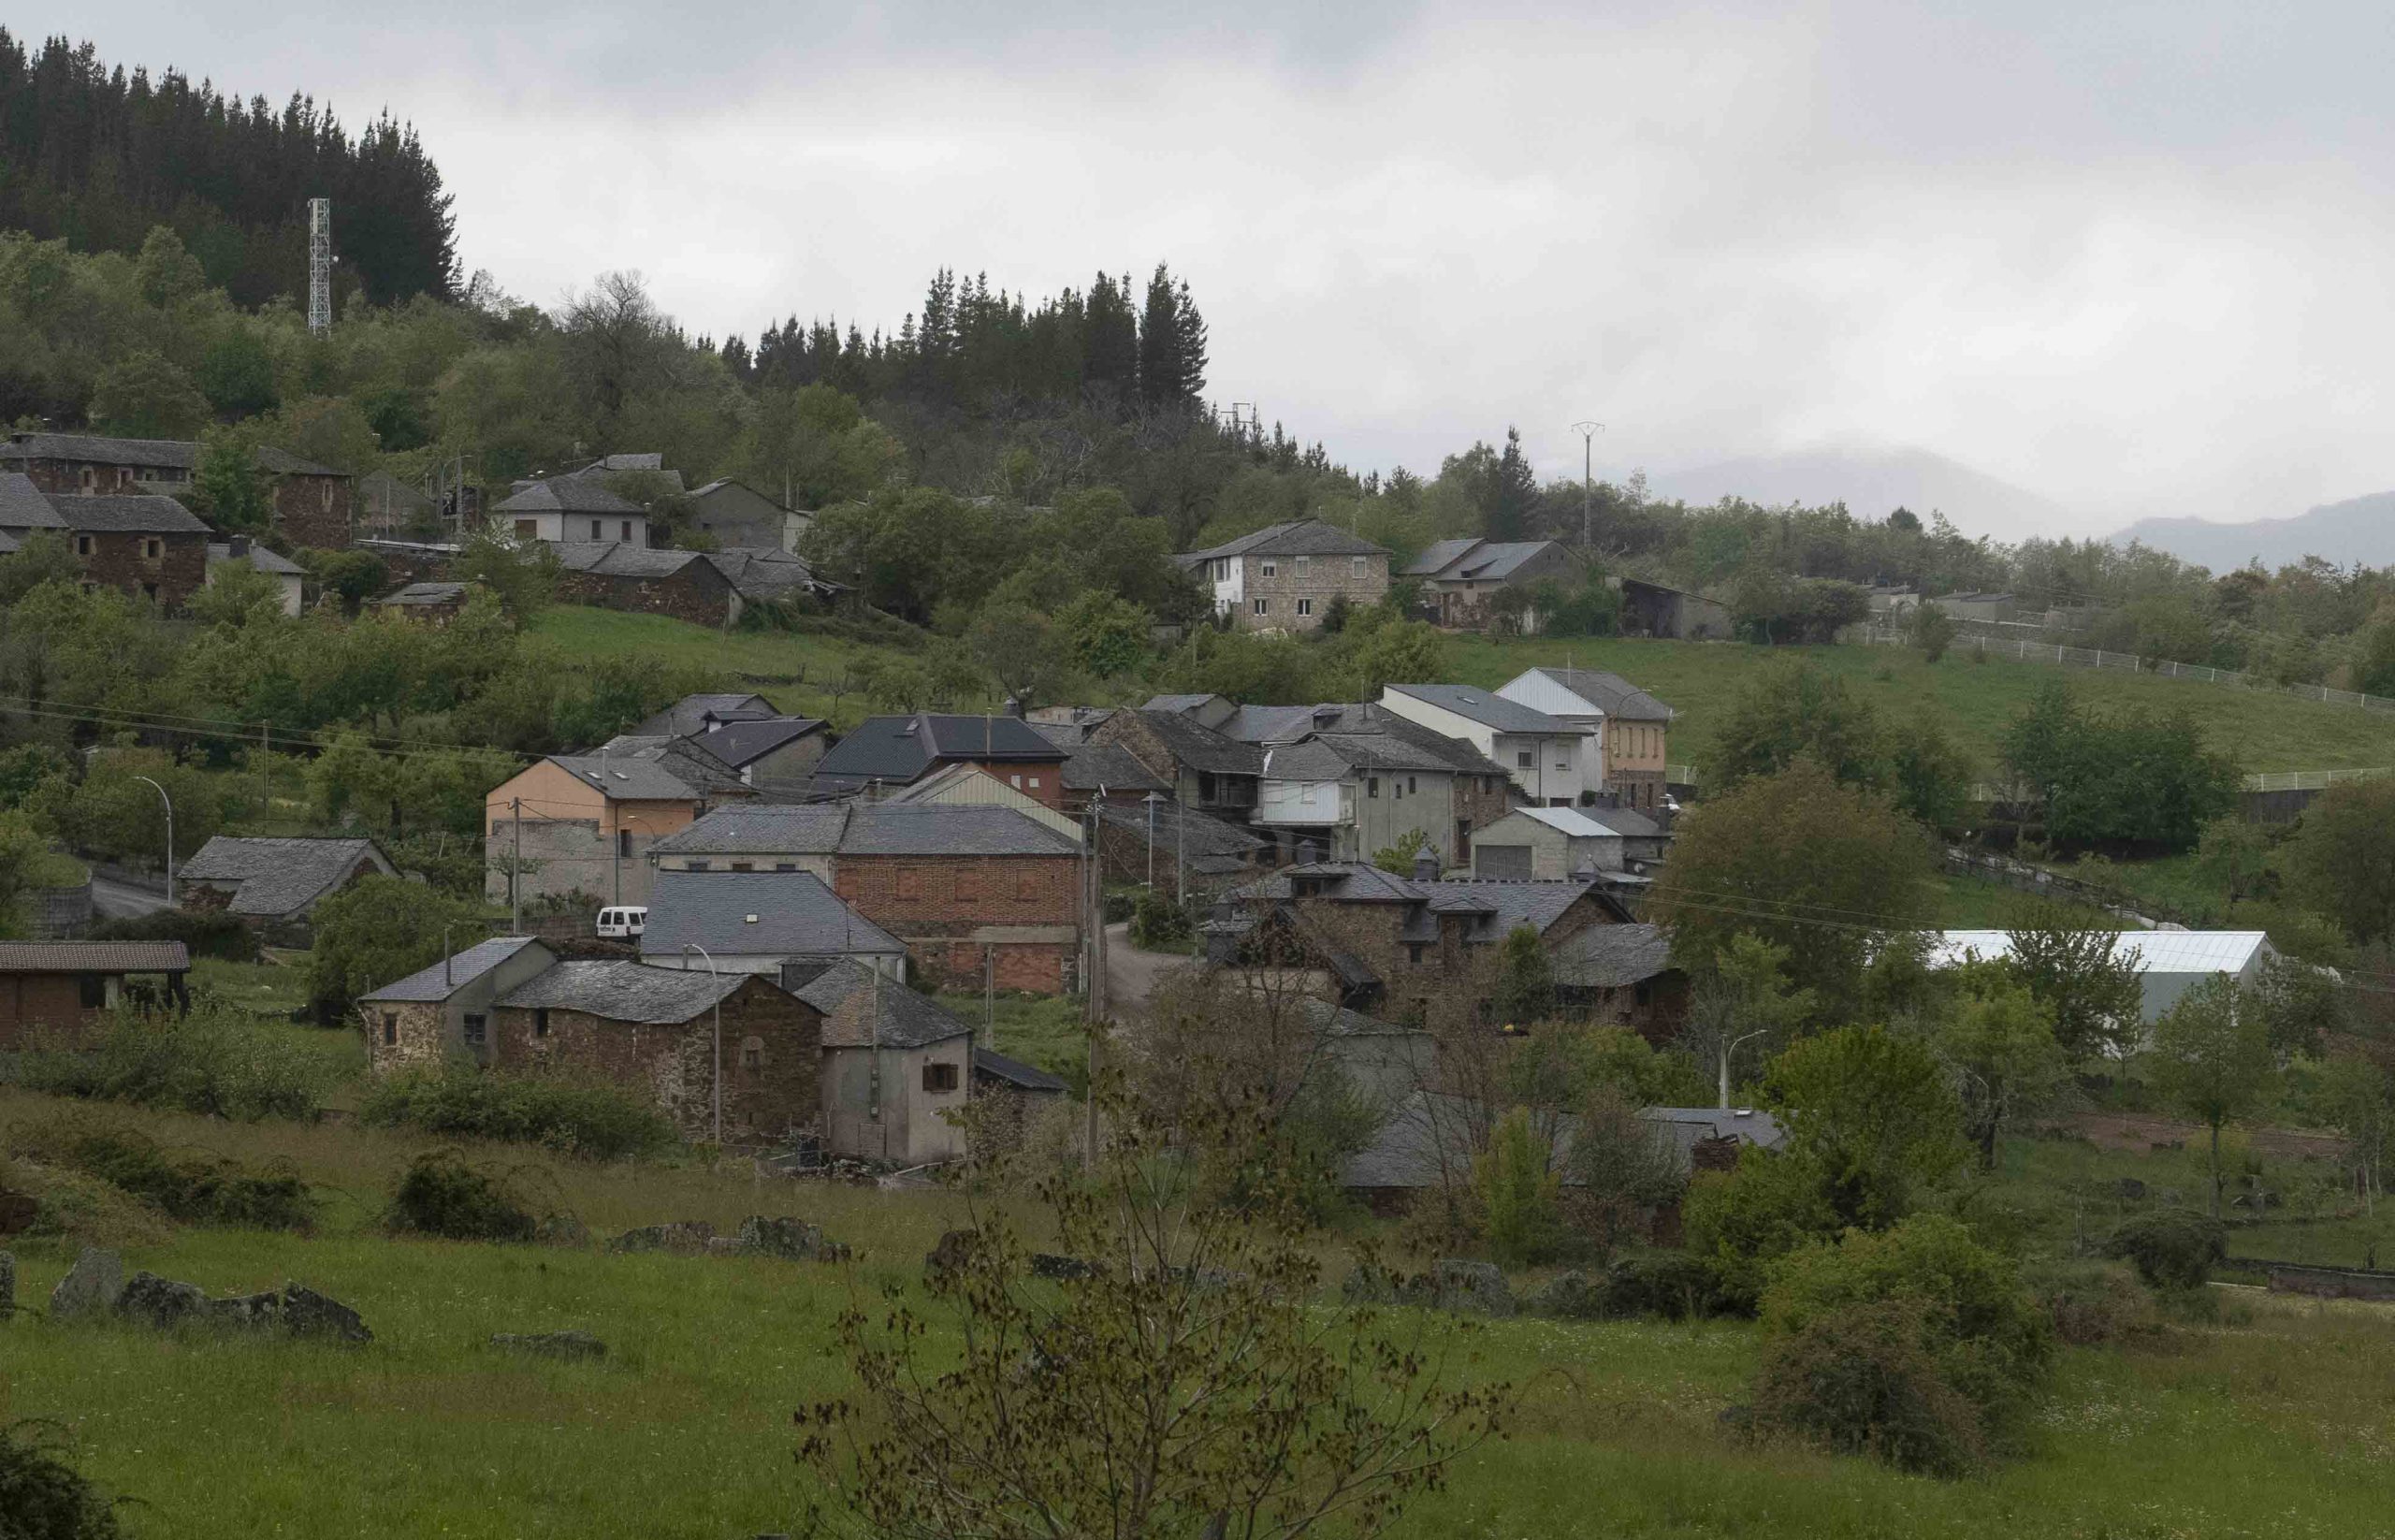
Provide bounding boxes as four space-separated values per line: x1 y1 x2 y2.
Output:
177 836 397 925
1176 518 1390 632
639 868 910 979
810 714 1070 806
370 581 473 622
1550 923 1688 1042
1093 798 1268 902
689 477 811 551
485 754 734 910
551 542 737 625
0 940 189 1047
204 538 305 617
646 803 1085 994
787 959 975 1164
633 693 778 737
683 716 829 795
1494 667 1675 811
1090 706 1265 821
358 936 558 1070
54 495 212 608
1469 805 1671 879
1042 737 1172 813
1379 683 1596 808
1 430 353 547
1401 539 1583 630
492 475 650 547
490 960 823 1145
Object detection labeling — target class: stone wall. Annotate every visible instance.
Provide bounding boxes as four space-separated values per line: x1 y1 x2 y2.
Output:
363 1000 449 1072
28 882 93 940
486 817 611 908
1231 552 1390 633
75 529 208 608
835 853 1080 994
274 473 354 549
553 564 736 628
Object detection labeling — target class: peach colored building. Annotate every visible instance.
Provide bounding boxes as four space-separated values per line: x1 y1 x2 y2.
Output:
486 755 718 910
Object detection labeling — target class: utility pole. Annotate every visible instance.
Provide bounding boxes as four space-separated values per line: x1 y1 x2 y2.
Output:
257 722 269 815
510 796 523 936
1570 422 1604 550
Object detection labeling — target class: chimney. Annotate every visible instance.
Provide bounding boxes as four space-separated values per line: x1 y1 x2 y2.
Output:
1002 696 1024 719
1412 850 1440 882
1295 837 1321 865
228 534 250 558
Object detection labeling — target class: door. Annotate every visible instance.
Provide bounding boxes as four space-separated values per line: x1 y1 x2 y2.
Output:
1474 844 1532 880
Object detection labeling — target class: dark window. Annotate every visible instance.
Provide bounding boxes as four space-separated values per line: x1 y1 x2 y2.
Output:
730 861 754 872
1409 776 1418 794
78 974 108 1009
382 1012 398 1045
687 860 712 871
75 534 94 557
462 1013 487 1046
1406 944 1426 966
922 1061 960 1094
617 829 633 856
1516 751 1533 770
589 518 602 539
774 862 797 872
534 1009 551 1038
620 519 633 541
740 1036 764 1069
1367 777 1380 798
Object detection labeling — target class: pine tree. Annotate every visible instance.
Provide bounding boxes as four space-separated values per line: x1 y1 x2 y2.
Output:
1489 427 1541 541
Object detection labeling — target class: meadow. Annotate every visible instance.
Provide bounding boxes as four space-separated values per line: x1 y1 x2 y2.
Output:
4 1085 2392 1539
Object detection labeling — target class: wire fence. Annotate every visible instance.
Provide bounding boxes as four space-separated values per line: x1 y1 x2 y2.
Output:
1862 625 2395 714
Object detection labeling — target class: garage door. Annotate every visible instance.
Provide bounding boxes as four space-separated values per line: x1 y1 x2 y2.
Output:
1474 844 1532 880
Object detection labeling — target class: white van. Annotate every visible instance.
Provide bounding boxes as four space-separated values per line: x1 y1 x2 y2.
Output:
596 905 647 939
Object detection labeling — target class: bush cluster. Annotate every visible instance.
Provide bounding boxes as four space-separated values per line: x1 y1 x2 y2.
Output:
2104 1209 2226 1292
359 1067 675 1160
385 1149 540 1242
84 908 262 964
0 1421 123 1539
12 1123 314 1231
1127 889 1194 951
4 1006 323 1121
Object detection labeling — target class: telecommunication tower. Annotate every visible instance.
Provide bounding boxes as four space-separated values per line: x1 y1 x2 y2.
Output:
307 198 333 335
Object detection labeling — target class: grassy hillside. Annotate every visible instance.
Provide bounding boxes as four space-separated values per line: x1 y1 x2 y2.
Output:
1449 635 2395 777
4 1086 2393 1538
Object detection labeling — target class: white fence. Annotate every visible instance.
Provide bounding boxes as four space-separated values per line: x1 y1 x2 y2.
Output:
1862 626 2395 715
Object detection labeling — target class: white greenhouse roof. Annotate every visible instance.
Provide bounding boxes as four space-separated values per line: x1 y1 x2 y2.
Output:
1930 930 2272 976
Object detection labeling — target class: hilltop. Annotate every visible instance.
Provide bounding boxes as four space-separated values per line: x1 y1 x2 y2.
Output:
2112 489 2395 573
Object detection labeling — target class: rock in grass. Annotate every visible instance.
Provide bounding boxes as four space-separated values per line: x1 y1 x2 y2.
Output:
281 1284 372 1344
1030 1253 1097 1281
1427 1259 1515 1317
210 1291 284 1329
116 1271 210 1329
737 1215 848 1262
490 1329 606 1360
608 1221 716 1255
49 1247 124 1319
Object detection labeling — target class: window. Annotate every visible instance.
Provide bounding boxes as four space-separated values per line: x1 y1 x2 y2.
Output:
1296 598 1313 617
1408 776 1418 794
1016 868 1039 899
79 974 108 1010
740 1035 765 1069
1253 598 1269 616
730 861 754 873
1555 759 1568 771
1352 556 1367 577
1009 773 1023 788
1027 775 1040 789
79 467 95 490
74 534 94 557
1213 558 1229 581
686 859 712 872
1367 777 1380 798
534 1009 552 1038
1294 556 1310 577
922 1061 960 1094
1407 943 1426 965
617 829 633 856
515 519 538 538
620 520 633 540
382 1013 398 1045
1261 559 1277 577
955 865 980 901
1516 750 1533 769
140 537 162 559
589 518 603 539
774 862 797 872
462 1013 487 1047
896 865 922 898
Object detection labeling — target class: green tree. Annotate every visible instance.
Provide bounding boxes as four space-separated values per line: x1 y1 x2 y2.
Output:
2193 815 2277 910
196 328 280 416
1907 602 1957 662
1763 1025 1969 1230
1341 617 1446 700
1884 710 1974 831
88 350 210 438
1999 907 2144 1062
187 554 286 629
0 530 82 603
1371 827 1431 877
1473 1106 1567 1266
2001 683 2236 851
1679 932 1817 1108
2287 777 2395 945
191 424 272 532
1486 427 1541 541
1052 589 1152 678
456 530 559 623
1491 923 1556 1025
1932 967 2071 1167
40 748 220 866
2316 1053 2392 1215
2147 975 2276 1220
308 873 482 1019
2250 951 2345 1059
1702 661 1888 793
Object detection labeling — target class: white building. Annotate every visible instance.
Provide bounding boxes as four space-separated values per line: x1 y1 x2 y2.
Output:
1377 682 1594 806
1928 929 2281 1026
1494 666 1676 810
205 539 305 617
492 474 651 547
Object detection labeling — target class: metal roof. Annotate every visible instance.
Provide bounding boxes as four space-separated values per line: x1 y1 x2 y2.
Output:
639 869 906 959
1403 539 1564 582
362 936 549 1003
1507 806 1619 838
1930 930 2272 976
495 959 757 1024
1385 682 1588 735
0 940 188 973
1518 668 1674 722
177 836 391 917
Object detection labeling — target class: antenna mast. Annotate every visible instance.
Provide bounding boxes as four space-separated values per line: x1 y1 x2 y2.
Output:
307 198 334 336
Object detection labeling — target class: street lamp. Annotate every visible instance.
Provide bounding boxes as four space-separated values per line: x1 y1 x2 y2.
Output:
131 775 174 905
1570 421 1605 550
689 938 723 1144
1719 1026 1772 1111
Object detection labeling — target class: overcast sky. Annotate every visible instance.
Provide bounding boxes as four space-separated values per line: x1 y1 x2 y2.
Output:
50 2 2395 535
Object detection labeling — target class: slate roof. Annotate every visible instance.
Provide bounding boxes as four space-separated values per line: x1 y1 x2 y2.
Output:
495 476 646 516
811 714 1066 792
1584 806 1667 839
1140 693 1225 715
1121 709 1264 776
496 958 754 1024
3 432 337 476
547 753 705 803
1058 741 1170 793
362 936 549 1004
1238 863 1623 941
1093 798 1266 859
793 959 971 1049
1412 539 1564 583
649 801 1077 858
1219 703 1362 743
176 836 390 916
692 716 823 768
648 804 848 854
639 870 906 959
709 546 833 600
633 693 777 737
1179 518 1386 562
1550 923 1676 989
375 581 470 606
1343 1093 1780 1189
51 495 210 534
206 542 304 575
559 453 682 490
975 1045 1069 1091
550 541 705 578
0 940 188 973
1384 682 1588 735
1523 667 1673 722
1401 538 1483 577
1256 739 1353 782
0 472 65 528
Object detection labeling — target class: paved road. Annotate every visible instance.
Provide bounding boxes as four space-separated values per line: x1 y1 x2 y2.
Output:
90 875 173 920
1103 922 1195 1019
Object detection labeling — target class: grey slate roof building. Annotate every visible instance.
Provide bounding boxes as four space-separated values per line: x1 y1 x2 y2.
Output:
495 477 646 516
1401 539 1565 583
1549 923 1676 989
789 958 969 1048
495 958 756 1024
649 802 1078 859
1093 799 1267 864
373 581 471 608
177 835 396 918
974 1045 1068 1092
810 714 1067 795
1383 682 1587 736
697 717 826 770
1056 741 1171 795
3 431 337 476
634 693 777 737
549 541 704 577
50 495 211 534
546 753 707 803
361 936 548 1004
1176 518 1386 565
0 471 65 529
206 541 304 575
1120 709 1265 776
639 869 907 962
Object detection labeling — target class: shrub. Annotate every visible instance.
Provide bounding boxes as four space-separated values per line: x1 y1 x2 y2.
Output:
385 1149 539 1242
12 1122 314 1231
358 1067 675 1160
1600 1250 1722 1320
5 1005 323 1121
2104 1209 2225 1292
1681 1145 1841 1312
84 908 261 963
2023 1258 2162 1347
1127 888 1193 951
1751 1299 1990 1477
1472 1108 1567 1267
0 1421 124 1538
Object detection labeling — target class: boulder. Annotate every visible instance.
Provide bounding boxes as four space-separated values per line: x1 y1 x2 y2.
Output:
50 1247 124 1319
281 1284 373 1344
1030 1253 1097 1281
0 1250 14 1317
737 1216 848 1262
1525 1271 1604 1319
534 1213 591 1249
116 1271 210 1329
210 1291 285 1330
608 1221 716 1255
925 1228 977 1280
0 1188 35 1237
490 1329 607 1360
1425 1259 1515 1317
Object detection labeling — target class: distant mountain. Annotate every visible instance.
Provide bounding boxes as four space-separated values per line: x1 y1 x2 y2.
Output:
2110 492 2395 574
1647 445 2076 536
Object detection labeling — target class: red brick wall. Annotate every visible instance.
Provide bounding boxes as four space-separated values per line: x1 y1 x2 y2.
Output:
553 565 734 627
945 758 1067 807
835 853 1080 993
273 473 354 549
0 972 102 1046
71 529 208 607
489 975 823 1145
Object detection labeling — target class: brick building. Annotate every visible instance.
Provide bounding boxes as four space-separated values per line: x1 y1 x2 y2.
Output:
810 714 1069 805
489 959 823 1145
1176 518 1391 632
0 940 190 1047
1 431 353 547
358 936 558 1071
54 495 212 607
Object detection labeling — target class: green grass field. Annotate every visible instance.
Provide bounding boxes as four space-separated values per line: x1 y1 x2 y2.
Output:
4 1086 2392 1539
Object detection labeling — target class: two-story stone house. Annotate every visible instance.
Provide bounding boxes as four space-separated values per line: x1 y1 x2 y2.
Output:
2 431 354 547
1176 519 1390 632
